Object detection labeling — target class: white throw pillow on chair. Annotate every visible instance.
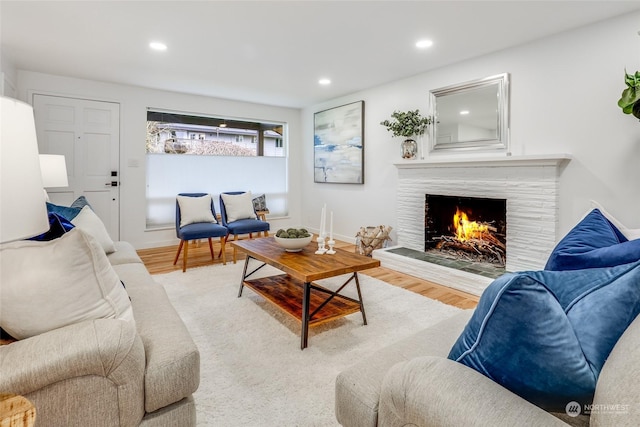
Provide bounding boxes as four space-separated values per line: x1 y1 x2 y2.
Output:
177 194 217 227
221 192 257 223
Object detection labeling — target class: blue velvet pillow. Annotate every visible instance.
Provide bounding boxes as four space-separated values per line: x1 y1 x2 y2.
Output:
29 212 75 241
46 202 82 221
448 260 640 411
545 209 640 270
70 195 93 210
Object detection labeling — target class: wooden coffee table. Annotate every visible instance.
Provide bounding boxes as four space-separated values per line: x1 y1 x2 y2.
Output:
232 237 380 349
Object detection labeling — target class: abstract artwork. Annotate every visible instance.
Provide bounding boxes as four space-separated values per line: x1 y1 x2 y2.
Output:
314 101 364 184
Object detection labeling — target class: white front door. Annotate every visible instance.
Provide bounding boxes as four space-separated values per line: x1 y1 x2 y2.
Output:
33 94 120 240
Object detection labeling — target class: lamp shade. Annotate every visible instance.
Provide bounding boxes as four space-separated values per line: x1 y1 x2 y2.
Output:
1 96 49 243
39 154 69 187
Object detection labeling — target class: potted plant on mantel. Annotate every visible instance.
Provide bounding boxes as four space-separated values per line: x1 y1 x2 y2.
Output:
380 109 432 159
618 70 640 120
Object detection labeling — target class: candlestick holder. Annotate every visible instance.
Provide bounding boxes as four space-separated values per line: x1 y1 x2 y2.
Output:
326 239 336 255
315 235 327 254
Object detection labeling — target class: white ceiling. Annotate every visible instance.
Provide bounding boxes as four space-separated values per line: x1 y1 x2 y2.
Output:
2 1 640 108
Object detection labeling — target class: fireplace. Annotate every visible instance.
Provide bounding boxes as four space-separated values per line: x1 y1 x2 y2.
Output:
373 154 571 296
425 195 507 267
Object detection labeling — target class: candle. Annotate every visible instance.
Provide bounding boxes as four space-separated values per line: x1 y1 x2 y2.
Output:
320 204 326 237
329 211 333 241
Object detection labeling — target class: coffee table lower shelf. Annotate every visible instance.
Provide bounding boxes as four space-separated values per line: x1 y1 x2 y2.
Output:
243 274 362 326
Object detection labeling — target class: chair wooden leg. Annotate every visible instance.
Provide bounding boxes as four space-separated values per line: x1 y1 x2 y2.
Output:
208 238 215 259
173 240 184 266
182 239 189 272
218 234 230 258
233 234 238 264
220 236 226 265
264 230 269 237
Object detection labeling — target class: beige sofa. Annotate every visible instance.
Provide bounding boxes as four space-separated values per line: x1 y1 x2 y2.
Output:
0 241 200 426
336 309 640 427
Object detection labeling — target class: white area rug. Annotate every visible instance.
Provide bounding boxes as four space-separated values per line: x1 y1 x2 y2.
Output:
155 260 462 426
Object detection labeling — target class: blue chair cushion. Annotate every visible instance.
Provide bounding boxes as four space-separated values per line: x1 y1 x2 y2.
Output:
179 222 227 241
226 218 270 236
545 209 640 271
448 259 640 411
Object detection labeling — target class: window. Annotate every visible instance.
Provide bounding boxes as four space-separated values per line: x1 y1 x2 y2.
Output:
146 110 285 157
145 109 288 228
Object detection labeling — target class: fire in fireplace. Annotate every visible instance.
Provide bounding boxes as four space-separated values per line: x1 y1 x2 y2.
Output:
425 195 507 266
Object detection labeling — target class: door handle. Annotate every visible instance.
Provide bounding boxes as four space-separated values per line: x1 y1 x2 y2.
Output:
105 181 119 187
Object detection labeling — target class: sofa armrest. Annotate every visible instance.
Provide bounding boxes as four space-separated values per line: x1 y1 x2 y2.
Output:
379 356 569 427
0 318 145 426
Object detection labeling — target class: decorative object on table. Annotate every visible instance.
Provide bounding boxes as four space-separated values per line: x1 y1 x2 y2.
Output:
617 69 640 120
355 225 393 257
315 203 327 254
274 228 313 252
314 101 364 184
326 210 336 255
380 109 431 160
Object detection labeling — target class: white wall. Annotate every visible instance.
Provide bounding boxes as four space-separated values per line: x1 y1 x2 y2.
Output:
302 12 640 245
1 51 17 97
15 71 303 248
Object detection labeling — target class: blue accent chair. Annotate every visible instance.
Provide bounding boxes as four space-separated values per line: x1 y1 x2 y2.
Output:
173 193 228 272
219 191 270 263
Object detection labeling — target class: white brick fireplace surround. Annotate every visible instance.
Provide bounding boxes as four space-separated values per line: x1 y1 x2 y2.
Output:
374 154 572 296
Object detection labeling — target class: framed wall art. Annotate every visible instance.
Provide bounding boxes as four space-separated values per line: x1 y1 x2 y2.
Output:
314 100 364 184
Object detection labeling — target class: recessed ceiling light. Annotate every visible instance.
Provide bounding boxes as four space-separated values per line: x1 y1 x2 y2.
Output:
460 110 470 115
149 42 167 51
415 39 433 49
319 78 331 85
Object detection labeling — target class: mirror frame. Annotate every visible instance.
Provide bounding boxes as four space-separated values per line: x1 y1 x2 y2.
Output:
429 73 510 153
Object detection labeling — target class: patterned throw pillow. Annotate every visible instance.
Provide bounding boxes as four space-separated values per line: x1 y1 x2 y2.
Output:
252 194 268 212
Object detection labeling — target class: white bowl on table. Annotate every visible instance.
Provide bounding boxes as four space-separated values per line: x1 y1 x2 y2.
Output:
274 235 313 252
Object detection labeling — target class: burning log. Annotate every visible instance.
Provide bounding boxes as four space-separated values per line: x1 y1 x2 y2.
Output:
435 234 506 267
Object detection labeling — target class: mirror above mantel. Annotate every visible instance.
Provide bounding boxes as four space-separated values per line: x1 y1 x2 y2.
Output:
429 73 510 153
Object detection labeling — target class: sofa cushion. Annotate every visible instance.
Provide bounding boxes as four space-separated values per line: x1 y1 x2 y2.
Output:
221 191 257 222
108 241 144 265
71 205 117 254
335 310 472 427
448 260 640 411
0 228 135 340
545 209 640 271
113 263 200 412
177 194 217 227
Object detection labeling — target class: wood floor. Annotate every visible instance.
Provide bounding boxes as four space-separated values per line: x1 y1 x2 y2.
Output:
137 239 479 310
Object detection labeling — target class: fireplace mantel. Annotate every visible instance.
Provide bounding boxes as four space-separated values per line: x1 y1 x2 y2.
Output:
393 153 572 169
